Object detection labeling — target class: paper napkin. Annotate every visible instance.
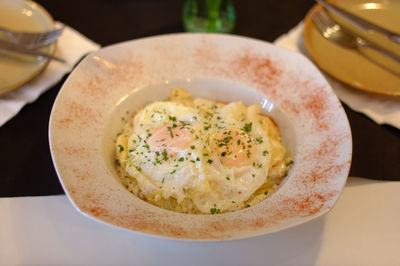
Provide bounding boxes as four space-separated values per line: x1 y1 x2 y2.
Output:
274 22 400 129
0 22 100 127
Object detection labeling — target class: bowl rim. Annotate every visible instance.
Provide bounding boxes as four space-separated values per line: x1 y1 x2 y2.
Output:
49 33 352 240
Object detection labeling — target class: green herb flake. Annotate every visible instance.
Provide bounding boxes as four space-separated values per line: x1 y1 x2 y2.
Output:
286 160 294 167
167 126 174 138
264 190 269 195
207 159 213 164
162 149 168 161
210 207 221 214
118 145 124 152
178 157 185 162
170 169 176 174
263 150 269 156
190 145 195 150
242 122 252 133
168 115 177 122
247 150 251 158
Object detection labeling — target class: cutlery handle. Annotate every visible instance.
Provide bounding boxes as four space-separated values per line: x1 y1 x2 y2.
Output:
357 38 400 65
317 0 400 45
0 40 66 63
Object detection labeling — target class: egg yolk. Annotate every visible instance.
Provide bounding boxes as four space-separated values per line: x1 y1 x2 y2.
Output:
147 123 193 155
214 129 257 168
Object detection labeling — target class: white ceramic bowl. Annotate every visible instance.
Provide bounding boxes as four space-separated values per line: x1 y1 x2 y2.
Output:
49 33 352 240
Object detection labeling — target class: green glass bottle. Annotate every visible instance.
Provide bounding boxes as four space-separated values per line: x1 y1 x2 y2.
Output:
183 0 235 33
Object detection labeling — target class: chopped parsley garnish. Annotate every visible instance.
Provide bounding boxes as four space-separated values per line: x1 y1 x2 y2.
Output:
167 126 174 138
190 145 195 150
168 115 177 122
253 162 263 168
226 177 230 181
135 166 142 172
118 145 124 152
144 144 150 150
242 122 252 133
178 157 185 162
162 178 165 184
115 159 120 166
210 207 221 214
196 157 200 161
263 150 269 156
264 191 269 195
286 160 294 167
255 137 263 144
170 169 176 174
247 150 251 158
221 152 227 157
162 149 168 161
207 159 213 164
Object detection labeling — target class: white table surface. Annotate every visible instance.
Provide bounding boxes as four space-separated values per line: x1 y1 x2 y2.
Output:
1 177 399 266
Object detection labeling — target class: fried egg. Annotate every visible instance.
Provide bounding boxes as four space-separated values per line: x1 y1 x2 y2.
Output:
115 88 292 214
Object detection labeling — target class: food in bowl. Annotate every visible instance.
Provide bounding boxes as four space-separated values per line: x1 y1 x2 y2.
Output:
114 88 293 214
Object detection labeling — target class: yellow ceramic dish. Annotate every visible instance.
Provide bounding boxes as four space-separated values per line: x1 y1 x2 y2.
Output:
303 0 400 96
0 0 56 95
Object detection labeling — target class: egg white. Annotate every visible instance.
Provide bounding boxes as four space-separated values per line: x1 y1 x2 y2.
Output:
123 99 272 213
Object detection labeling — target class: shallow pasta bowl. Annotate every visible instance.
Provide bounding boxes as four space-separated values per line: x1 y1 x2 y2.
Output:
49 33 352 240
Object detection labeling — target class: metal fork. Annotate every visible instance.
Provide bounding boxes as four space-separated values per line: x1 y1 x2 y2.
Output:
311 8 400 64
0 25 65 49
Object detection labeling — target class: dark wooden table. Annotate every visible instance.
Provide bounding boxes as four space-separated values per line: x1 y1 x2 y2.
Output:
1 0 399 197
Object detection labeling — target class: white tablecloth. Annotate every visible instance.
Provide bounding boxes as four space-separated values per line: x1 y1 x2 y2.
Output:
1 177 399 265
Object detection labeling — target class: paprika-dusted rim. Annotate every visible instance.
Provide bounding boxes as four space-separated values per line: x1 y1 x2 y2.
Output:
49 33 352 240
